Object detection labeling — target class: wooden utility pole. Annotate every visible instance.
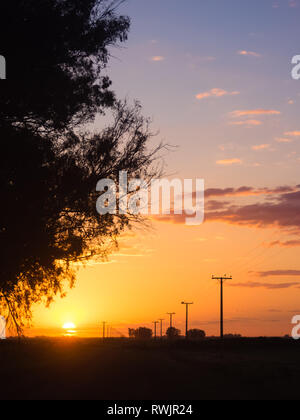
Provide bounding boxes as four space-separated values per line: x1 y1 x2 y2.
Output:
181 302 193 338
102 321 106 340
212 275 232 339
159 319 165 338
153 321 159 339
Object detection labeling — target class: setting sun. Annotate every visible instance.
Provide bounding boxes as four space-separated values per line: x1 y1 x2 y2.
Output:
62 322 76 330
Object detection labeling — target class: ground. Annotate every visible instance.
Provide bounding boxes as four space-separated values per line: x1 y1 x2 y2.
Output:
0 337 300 400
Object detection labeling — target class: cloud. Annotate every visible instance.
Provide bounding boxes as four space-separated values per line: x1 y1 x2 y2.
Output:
289 0 298 7
252 144 271 151
268 240 300 248
204 187 300 232
206 200 230 211
205 186 296 198
237 50 262 58
230 109 281 118
155 185 300 233
284 131 300 137
229 120 263 126
251 270 300 277
196 88 240 100
276 137 293 143
216 158 242 166
151 56 165 62
229 282 299 289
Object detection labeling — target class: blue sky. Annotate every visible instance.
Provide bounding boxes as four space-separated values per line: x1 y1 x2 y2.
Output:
103 0 300 187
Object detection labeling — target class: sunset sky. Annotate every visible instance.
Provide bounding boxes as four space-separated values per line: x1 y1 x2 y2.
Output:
28 0 300 338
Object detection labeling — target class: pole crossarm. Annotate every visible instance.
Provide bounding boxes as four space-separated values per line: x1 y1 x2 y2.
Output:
212 275 232 281
167 312 176 329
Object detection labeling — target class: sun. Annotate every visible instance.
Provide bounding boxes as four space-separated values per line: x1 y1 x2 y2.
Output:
62 322 76 330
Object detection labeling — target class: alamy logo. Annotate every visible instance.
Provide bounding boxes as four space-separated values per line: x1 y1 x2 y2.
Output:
96 172 205 226
0 316 6 340
291 315 300 339
0 55 6 79
292 55 300 80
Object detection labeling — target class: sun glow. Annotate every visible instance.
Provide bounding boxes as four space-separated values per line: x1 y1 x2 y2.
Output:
62 322 76 330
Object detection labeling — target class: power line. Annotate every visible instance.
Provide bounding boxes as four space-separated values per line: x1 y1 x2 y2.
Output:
212 275 232 339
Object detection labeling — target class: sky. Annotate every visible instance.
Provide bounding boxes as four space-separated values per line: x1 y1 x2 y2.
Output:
27 0 300 338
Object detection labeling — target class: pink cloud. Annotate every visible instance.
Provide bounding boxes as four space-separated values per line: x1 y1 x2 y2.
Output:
151 56 165 62
237 50 262 58
216 158 242 166
230 109 281 118
284 131 300 137
229 120 263 126
251 270 300 277
196 88 240 100
252 144 271 151
229 282 299 289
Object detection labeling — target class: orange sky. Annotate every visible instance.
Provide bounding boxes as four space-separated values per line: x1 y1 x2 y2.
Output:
27 217 300 338
24 0 300 338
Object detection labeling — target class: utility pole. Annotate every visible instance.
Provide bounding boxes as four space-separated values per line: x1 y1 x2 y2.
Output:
107 325 111 338
153 321 159 339
212 275 232 339
181 302 193 339
167 313 176 329
102 321 106 340
159 319 165 339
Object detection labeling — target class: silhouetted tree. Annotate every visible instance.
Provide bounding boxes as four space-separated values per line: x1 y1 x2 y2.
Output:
132 327 153 340
166 327 181 339
0 1 164 332
187 329 206 340
128 328 135 338
0 0 130 132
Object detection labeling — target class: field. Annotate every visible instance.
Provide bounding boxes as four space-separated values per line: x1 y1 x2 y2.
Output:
1 337 300 400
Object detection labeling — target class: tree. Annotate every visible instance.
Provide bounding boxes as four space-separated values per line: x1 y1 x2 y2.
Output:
0 101 162 331
132 328 153 340
166 327 181 339
187 329 206 340
128 328 135 338
0 1 164 332
0 0 130 132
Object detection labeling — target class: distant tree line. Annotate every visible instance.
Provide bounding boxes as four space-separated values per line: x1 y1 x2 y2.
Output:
128 327 207 340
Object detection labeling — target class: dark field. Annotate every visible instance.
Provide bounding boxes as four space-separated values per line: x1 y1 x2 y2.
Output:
1 337 300 400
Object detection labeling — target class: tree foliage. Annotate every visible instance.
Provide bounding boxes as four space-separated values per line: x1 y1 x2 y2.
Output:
187 329 206 340
166 327 181 339
0 0 130 132
0 1 163 332
130 327 153 340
